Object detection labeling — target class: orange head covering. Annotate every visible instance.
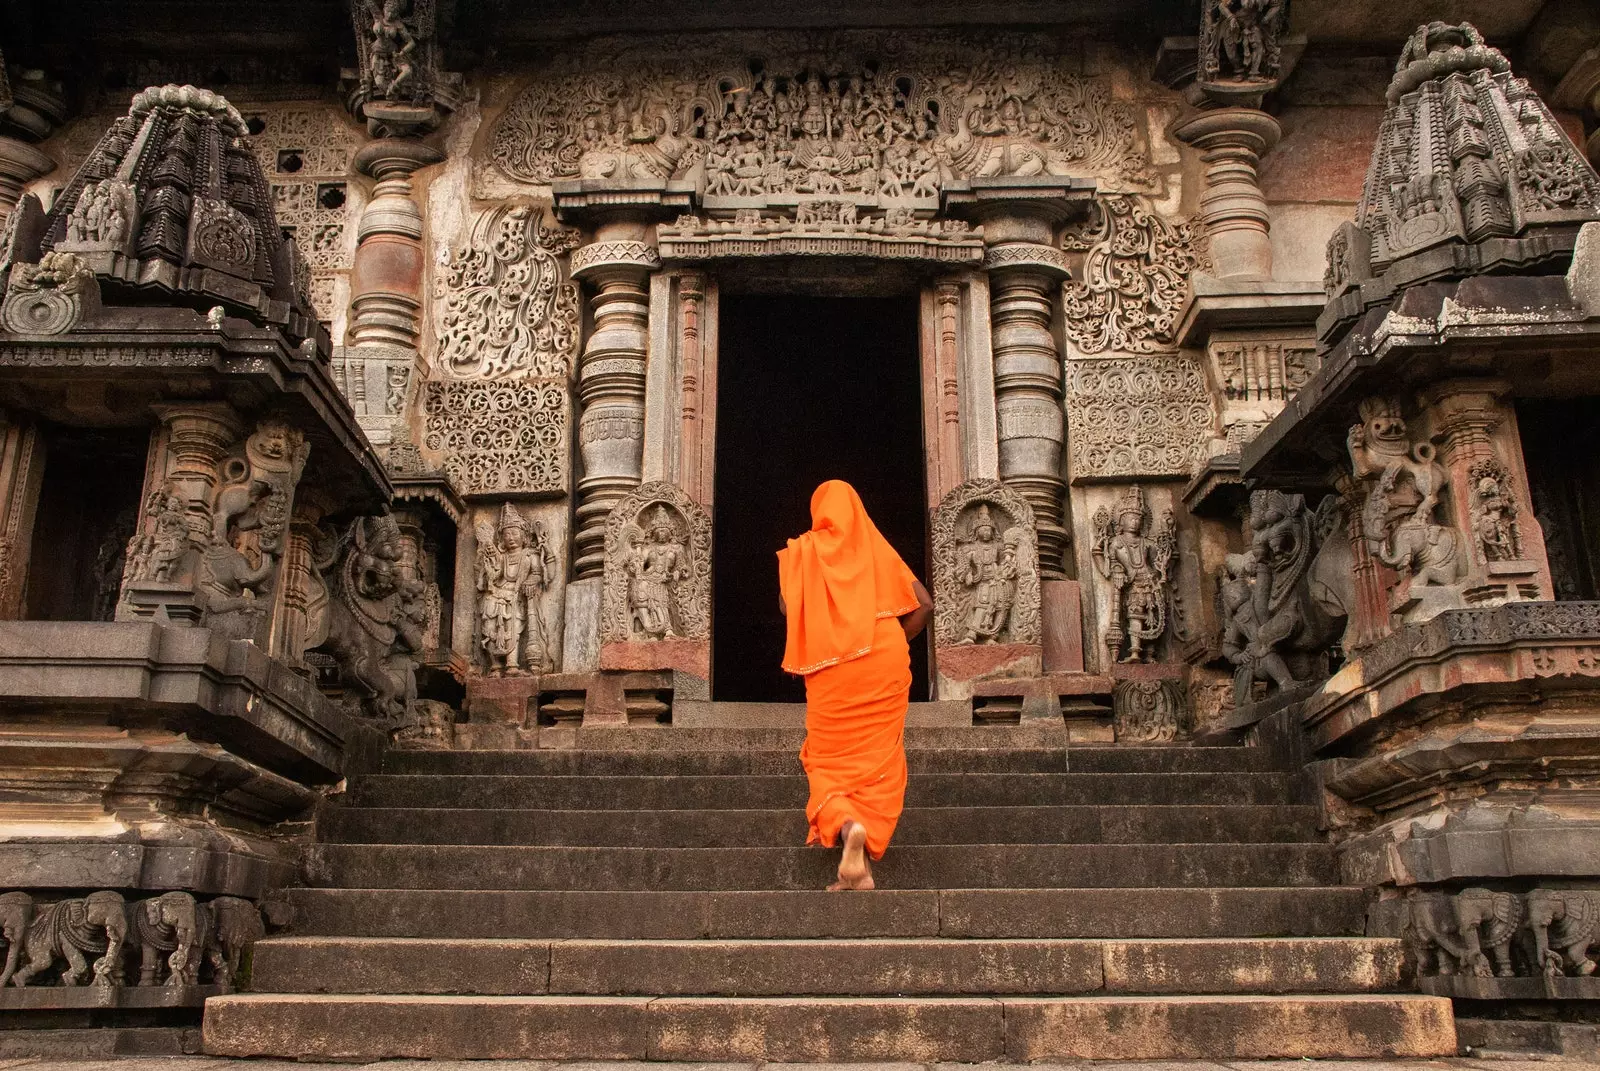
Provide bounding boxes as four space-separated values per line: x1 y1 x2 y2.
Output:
777 480 920 676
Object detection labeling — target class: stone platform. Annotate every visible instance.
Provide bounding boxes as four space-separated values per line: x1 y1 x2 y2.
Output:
202 724 1455 1062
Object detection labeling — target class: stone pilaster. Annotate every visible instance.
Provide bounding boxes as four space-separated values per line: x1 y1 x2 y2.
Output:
569 227 660 579
0 413 43 619
341 139 441 447
1170 108 1281 281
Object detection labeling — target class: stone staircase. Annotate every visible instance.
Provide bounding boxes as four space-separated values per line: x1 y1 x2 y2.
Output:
203 723 1456 1061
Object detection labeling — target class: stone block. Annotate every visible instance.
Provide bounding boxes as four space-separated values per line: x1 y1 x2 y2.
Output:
599 638 709 679
253 937 552 995
1101 937 1406 994
464 674 541 724
644 997 1005 1062
934 642 1042 698
1040 579 1086 673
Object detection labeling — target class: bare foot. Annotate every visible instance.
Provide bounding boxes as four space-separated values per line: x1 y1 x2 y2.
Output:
827 820 876 891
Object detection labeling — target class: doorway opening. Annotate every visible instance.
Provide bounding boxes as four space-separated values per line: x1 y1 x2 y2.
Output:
713 294 929 702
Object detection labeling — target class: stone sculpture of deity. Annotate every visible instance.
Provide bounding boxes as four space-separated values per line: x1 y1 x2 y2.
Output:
1092 484 1176 663
475 503 554 676
624 506 690 640
956 505 1019 644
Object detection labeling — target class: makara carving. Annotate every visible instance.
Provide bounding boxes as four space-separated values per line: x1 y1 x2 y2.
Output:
435 205 581 380
1 251 98 335
1200 0 1289 86
1065 356 1215 480
422 380 568 497
490 32 1152 197
310 514 425 723
474 503 556 676
931 480 1041 648
1348 396 1461 589
1061 195 1206 355
1 890 263 991
601 482 711 644
1112 678 1189 743
1092 485 1177 664
1219 491 1347 706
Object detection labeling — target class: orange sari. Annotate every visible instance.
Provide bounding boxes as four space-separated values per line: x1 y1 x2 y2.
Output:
777 481 919 860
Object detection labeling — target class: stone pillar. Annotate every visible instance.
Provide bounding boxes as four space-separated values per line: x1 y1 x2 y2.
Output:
1421 378 1554 601
119 403 242 625
1170 109 1281 281
569 225 660 578
984 243 1070 579
0 68 66 227
342 139 442 447
0 414 44 619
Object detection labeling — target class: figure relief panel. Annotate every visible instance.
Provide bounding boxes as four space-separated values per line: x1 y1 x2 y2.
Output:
482 31 1155 203
1088 483 1177 665
931 479 1041 649
600 482 711 645
470 501 564 676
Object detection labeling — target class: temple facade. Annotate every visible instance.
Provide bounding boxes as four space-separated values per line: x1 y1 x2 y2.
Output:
0 0 1599 1061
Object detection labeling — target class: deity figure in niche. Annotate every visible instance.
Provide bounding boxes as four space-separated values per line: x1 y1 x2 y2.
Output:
1092 485 1176 663
624 506 690 639
956 505 1019 644
475 503 555 676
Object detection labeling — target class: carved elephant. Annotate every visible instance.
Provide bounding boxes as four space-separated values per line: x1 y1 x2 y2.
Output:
1405 889 1471 976
1455 887 1523 978
9 890 127 987
1526 888 1599 978
133 891 211 987
0 891 32 987
204 895 265 993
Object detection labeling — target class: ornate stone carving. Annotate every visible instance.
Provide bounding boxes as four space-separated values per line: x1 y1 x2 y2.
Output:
123 489 190 584
435 205 582 380
393 698 457 750
601 482 711 644
1 251 97 335
1407 887 1524 978
1219 491 1347 706
211 420 310 560
1065 356 1215 480
245 106 360 323
1527 889 1599 978
1092 485 1176 664
656 208 983 263
1468 457 1521 563
489 32 1152 198
5 890 126 987
346 0 459 134
1112 678 1189 743
1348 396 1461 588
1 891 262 991
1211 338 1317 403
1061 195 1205 355
1341 22 1600 288
421 380 568 497
474 503 557 676
312 514 425 722
931 479 1041 648
58 178 135 251
1199 0 1289 86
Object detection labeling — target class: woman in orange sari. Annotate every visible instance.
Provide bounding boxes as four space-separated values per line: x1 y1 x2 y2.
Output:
778 480 933 890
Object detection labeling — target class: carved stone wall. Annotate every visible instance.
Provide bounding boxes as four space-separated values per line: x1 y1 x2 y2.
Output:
600 482 711 644
1065 356 1216 482
931 479 1041 649
483 31 1154 200
421 380 568 497
1061 195 1206 356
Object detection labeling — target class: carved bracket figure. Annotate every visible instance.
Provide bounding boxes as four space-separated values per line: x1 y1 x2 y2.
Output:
601 483 711 646
931 480 1041 649
1199 0 1289 86
1092 485 1176 664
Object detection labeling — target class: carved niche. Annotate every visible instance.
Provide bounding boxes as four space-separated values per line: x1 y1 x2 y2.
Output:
601 482 711 644
931 479 1041 649
1112 678 1190 743
1061 195 1207 356
1091 484 1176 664
472 502 558 677
422 380 568 497
1347 396 1462 591
488 31 1153 200
1199 0 1289 86
1065 356 1216 481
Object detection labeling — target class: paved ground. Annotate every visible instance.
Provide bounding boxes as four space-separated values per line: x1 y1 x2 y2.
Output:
2 1060 1599 1070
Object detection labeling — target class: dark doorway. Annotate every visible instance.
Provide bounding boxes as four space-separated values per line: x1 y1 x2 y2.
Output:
1518 398 1600 601
713 294 929 702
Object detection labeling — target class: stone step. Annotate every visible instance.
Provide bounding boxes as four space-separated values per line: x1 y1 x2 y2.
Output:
572 725 1076 750
307 842 1339 891
383 745 1281 776
319 804 1322 847
249 936 1407 997
202 992 1457 1061
345 771 1301 810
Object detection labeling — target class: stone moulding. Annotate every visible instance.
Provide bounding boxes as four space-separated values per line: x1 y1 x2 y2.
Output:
657 213 984 264
1304 601 1600 752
